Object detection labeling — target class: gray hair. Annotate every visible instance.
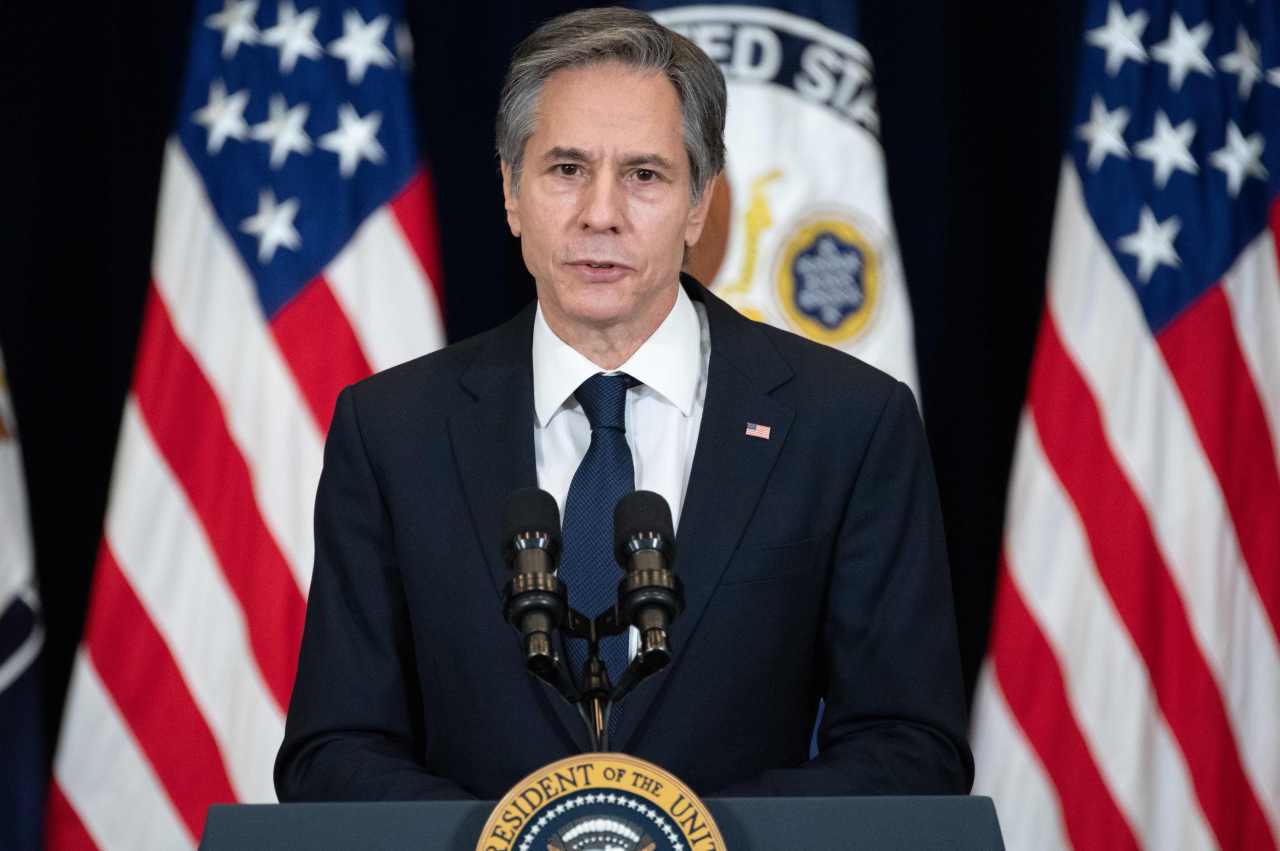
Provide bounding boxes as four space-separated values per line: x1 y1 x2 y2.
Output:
496 7 726 203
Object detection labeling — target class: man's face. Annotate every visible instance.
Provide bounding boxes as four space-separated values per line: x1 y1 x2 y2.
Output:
502 63 712 337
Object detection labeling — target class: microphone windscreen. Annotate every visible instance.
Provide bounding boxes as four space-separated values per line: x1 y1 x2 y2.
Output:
503 487 561 544
613 490 675 556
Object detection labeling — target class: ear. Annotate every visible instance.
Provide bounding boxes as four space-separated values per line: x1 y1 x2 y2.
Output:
500 162 521 238
683 176 717 247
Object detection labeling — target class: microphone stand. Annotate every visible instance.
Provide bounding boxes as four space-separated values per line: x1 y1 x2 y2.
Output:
503 494 682 752
528 602 668 751
561 606 624 751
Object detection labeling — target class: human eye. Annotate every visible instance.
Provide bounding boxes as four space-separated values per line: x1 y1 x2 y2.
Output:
555 163 581 177
633 168 658 182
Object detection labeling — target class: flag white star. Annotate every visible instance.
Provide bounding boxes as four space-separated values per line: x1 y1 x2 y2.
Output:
327 10 395 84
395 21 415 72
1087 2 1149 76
260 1 322 73
240 189 301 263
250 94 312 169
1077 96 1131 170
1269 66 1280 88
1218 26 1261 100
1135 111 1197 188
1150 13 1212 90
205 0 259 59
1117 206 1181 283
193 80 250 153
1210 121 1267 196
319 102 385 176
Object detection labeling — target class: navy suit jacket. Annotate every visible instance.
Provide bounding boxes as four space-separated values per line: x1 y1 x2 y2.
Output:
275 277 974 801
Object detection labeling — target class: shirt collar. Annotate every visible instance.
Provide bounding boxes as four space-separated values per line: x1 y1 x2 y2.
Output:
532 284 701 428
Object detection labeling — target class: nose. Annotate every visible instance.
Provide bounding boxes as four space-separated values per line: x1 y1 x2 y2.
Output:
577 172 624 233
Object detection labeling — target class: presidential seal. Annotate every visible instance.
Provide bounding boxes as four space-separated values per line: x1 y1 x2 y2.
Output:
776 216 880 345
478 754 724 851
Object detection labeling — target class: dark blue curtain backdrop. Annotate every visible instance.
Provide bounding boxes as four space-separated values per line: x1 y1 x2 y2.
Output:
0 0 1084 765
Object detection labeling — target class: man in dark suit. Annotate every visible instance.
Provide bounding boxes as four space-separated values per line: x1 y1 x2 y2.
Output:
275 7 972 801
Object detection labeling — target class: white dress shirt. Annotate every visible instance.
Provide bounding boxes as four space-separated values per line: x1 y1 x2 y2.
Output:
532 284 711 657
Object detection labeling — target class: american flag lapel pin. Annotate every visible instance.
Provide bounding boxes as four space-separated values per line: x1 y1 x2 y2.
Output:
745 422 771 440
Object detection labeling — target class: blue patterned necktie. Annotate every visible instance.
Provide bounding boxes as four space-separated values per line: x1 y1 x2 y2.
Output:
560 372 635 744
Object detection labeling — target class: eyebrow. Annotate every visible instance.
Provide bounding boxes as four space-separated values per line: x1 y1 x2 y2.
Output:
541 146 677 172
542 146 591 164
620 153 676 171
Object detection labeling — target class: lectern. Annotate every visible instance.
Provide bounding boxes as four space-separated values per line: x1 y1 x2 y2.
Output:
201 796 1004 850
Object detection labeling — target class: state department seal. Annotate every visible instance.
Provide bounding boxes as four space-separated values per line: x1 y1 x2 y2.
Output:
478 754 724 851
776 216 880 345
654 5 916 385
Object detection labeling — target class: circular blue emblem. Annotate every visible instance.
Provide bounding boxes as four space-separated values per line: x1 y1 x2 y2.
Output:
794 233 865 329
777 219 880 344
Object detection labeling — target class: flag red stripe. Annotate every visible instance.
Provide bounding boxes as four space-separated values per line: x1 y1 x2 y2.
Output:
388 169 445 305
989 558 1139 850
132 283 304 711
1158 284 1280 637
1031 310 1274 850
271 276 373 433
84 542 235 840
45 781 98 850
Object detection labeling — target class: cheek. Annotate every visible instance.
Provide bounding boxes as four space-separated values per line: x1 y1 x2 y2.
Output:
634 202 693 258
519 210 560 259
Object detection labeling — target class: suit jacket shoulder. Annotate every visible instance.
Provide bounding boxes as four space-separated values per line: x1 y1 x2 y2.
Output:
338 302 535 451
692 279 913 478
751 316 906 411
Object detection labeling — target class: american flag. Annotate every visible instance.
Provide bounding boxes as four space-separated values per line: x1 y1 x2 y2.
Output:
45 1 445 846
1 346 42 851
971 1 1279 849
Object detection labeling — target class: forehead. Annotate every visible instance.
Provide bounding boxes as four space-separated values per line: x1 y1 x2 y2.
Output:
530 63 686 162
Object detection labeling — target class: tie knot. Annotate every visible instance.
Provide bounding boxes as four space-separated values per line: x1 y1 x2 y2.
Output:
575 373 633 430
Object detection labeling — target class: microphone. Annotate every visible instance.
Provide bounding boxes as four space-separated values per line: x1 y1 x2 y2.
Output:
502 488 567 679
613 491 683 673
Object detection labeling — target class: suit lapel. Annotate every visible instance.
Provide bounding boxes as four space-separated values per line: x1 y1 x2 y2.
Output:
447 304 593 752
613 280 794 751
448 306 538 601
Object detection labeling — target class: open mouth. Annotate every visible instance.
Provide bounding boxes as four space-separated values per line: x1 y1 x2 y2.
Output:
567 259 630 280
566 257 630 280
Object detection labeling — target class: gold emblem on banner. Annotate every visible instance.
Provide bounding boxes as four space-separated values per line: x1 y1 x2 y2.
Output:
687 168 782 324
478 753 724 851
710 170 782 323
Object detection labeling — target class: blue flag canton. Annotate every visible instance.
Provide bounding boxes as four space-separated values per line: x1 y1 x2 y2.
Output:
1071 0 1280 334
176 0 419 320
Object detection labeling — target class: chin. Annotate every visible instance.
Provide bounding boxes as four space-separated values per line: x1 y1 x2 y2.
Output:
564 295 636 328
545 278 626 316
